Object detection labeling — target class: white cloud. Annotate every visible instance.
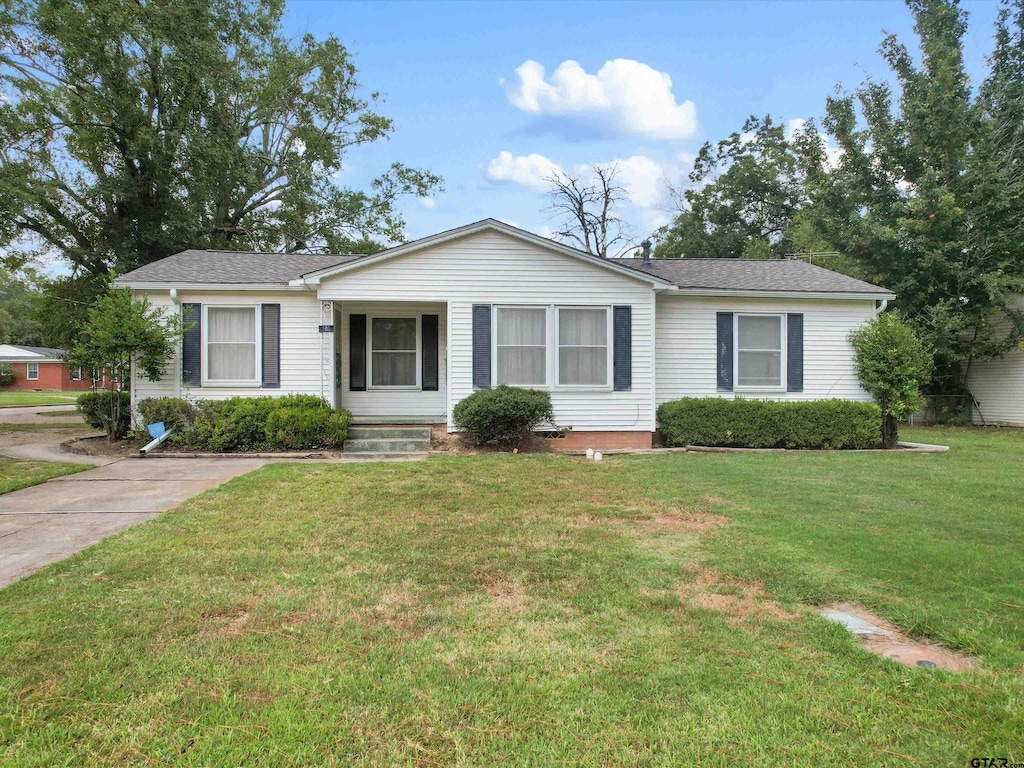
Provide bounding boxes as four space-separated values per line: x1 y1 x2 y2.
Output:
486 150 562 191
598 156 666 209
418 196 437 209
504 59 698 141
497 218 521 228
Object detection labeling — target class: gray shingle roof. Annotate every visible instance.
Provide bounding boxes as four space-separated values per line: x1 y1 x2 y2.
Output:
114 249 361 285
0 344 66 361
616 258 893 296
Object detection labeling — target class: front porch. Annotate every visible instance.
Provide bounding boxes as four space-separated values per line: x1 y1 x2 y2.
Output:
331 301 448 425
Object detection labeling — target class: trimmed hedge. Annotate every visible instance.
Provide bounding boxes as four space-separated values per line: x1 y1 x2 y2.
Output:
657 397 881 450
453 385 554 447
141 395 351 452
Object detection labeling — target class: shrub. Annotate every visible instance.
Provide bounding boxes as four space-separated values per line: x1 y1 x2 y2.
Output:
452 385 554 447
657 398 881 450
137 397 199 432
265 407 351 449
77 390 132 441
850 313 933 448
172 395 349 452
0 363 14 387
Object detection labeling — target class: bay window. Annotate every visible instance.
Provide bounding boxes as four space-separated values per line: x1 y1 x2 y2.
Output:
205 306 258 384
370 316 418 387
557 307 610 386
495 307 546 386
736 314 784 388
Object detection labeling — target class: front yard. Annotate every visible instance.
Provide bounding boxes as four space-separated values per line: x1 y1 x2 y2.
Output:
0 427 1020 765
0 391 79 407
0 457 87 494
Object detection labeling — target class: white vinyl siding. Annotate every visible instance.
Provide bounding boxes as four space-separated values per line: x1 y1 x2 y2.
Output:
655 295 877 403
965 294 1024 425
319 231 656 432
130 291 331 412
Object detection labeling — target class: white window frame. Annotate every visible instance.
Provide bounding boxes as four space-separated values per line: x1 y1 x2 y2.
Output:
367 315 421 390
70 367 83 381
26 362 39 380
554 305 613 390
492 305 550 388
201 304 261 387
734 312 787 392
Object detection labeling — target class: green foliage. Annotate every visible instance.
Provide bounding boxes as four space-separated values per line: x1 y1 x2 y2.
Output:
0 0 441 280
66 288 181 440
850 313 933 447
0 266 46 346
803 0 1024 392
0 363 13 387
77 391 132 441
655 116 816 260
173 395 349 452
656 397 881 449
452 385 555 447
136 398 200 433
265 407 351 449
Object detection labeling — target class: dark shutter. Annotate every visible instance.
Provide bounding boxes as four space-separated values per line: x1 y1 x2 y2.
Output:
349 313 366 391
613 305 632 391
422 314 439 391
261 303 281 388
787 313 804 392
472 304 491 389
182 303 201 387
716 312 734 392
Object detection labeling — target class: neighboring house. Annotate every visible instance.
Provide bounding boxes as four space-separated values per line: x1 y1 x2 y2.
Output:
0 344 94 392
965 293 1024 426
114 219 895 449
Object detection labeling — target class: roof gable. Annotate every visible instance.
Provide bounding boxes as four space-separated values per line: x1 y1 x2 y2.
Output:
299 219 671 287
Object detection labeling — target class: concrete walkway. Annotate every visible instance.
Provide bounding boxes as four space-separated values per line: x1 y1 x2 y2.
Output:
0 456 265 588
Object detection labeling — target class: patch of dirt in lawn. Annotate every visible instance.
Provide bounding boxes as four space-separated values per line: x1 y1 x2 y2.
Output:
201 607 250 637
0 426 93 448
476 569 529 614
677 569 799 624
820 602 977 672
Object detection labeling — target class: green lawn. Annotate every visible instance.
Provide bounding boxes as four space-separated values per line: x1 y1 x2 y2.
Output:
0 422 91 432
0 427 1021 765
0 457 88 494
0 390 79 407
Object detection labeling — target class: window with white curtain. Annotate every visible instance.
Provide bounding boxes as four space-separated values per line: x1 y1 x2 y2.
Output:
557 307 609 386
736 314 784 388
495 307 547 386
370 317 418 387
206 306 258 383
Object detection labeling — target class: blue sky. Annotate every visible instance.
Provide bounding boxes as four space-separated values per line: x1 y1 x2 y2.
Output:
284 0 1003 247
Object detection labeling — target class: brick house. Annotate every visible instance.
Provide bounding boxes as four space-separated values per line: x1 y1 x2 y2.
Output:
0 344 96 392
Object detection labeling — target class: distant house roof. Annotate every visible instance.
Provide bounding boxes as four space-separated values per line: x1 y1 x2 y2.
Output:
617 257 894 297
0 344 66 362
114 250 361 286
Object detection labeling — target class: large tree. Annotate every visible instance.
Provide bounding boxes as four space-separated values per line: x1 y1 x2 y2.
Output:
545 164 633 258
0 0 441 280
804 0 1024 394
655 116 816 260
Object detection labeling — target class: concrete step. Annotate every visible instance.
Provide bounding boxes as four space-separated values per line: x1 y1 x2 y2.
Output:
343 438 431 453
347 426 432 440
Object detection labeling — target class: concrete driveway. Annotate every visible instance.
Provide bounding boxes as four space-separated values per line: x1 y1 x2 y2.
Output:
0 457 265 587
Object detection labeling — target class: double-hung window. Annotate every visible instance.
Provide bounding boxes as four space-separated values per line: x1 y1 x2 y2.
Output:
70 367 83 381
495 307 547 386
557 307 610 386
735 314 784 389
370 317 418 388
205 306 259 385
26 363 39 380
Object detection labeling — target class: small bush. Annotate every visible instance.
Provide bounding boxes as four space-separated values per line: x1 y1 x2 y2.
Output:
172 395 348 452
137 397 199 432
657 397 881 450
265 407 351 449
0 363 14 387
77 390 132 441
453 385 554 447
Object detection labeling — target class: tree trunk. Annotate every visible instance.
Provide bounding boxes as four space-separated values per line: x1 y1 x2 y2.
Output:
882 413 899 449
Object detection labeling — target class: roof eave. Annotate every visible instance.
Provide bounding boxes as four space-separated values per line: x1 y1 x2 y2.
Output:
114 281 305 291
664 288 896 301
